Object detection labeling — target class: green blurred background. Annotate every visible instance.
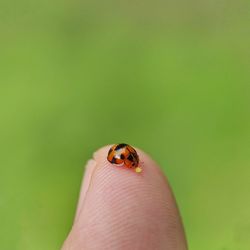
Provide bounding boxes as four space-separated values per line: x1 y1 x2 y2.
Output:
1 1 250 249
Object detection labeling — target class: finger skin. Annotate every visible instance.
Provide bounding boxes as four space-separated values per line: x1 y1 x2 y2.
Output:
62 145 187 250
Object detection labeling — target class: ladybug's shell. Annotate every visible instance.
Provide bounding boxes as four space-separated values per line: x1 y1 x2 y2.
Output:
107 143 139 168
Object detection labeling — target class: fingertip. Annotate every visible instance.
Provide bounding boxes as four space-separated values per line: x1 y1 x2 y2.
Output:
63 144 187 250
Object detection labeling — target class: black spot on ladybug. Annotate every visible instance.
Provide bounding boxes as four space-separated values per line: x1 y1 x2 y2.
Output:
115 143 128 150
120 154 125 160
111 157 117 164
127 154 134 162
132 153 138 160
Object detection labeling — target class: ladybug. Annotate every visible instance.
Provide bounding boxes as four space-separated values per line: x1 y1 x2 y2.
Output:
107 143 142 173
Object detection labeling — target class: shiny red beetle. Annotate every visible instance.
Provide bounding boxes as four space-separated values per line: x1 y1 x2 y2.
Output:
107 143 142 173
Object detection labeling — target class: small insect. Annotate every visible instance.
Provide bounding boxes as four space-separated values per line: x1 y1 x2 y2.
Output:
107 143 142 173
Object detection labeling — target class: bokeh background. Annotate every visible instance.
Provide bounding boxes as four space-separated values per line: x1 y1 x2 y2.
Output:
1 1 250 249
